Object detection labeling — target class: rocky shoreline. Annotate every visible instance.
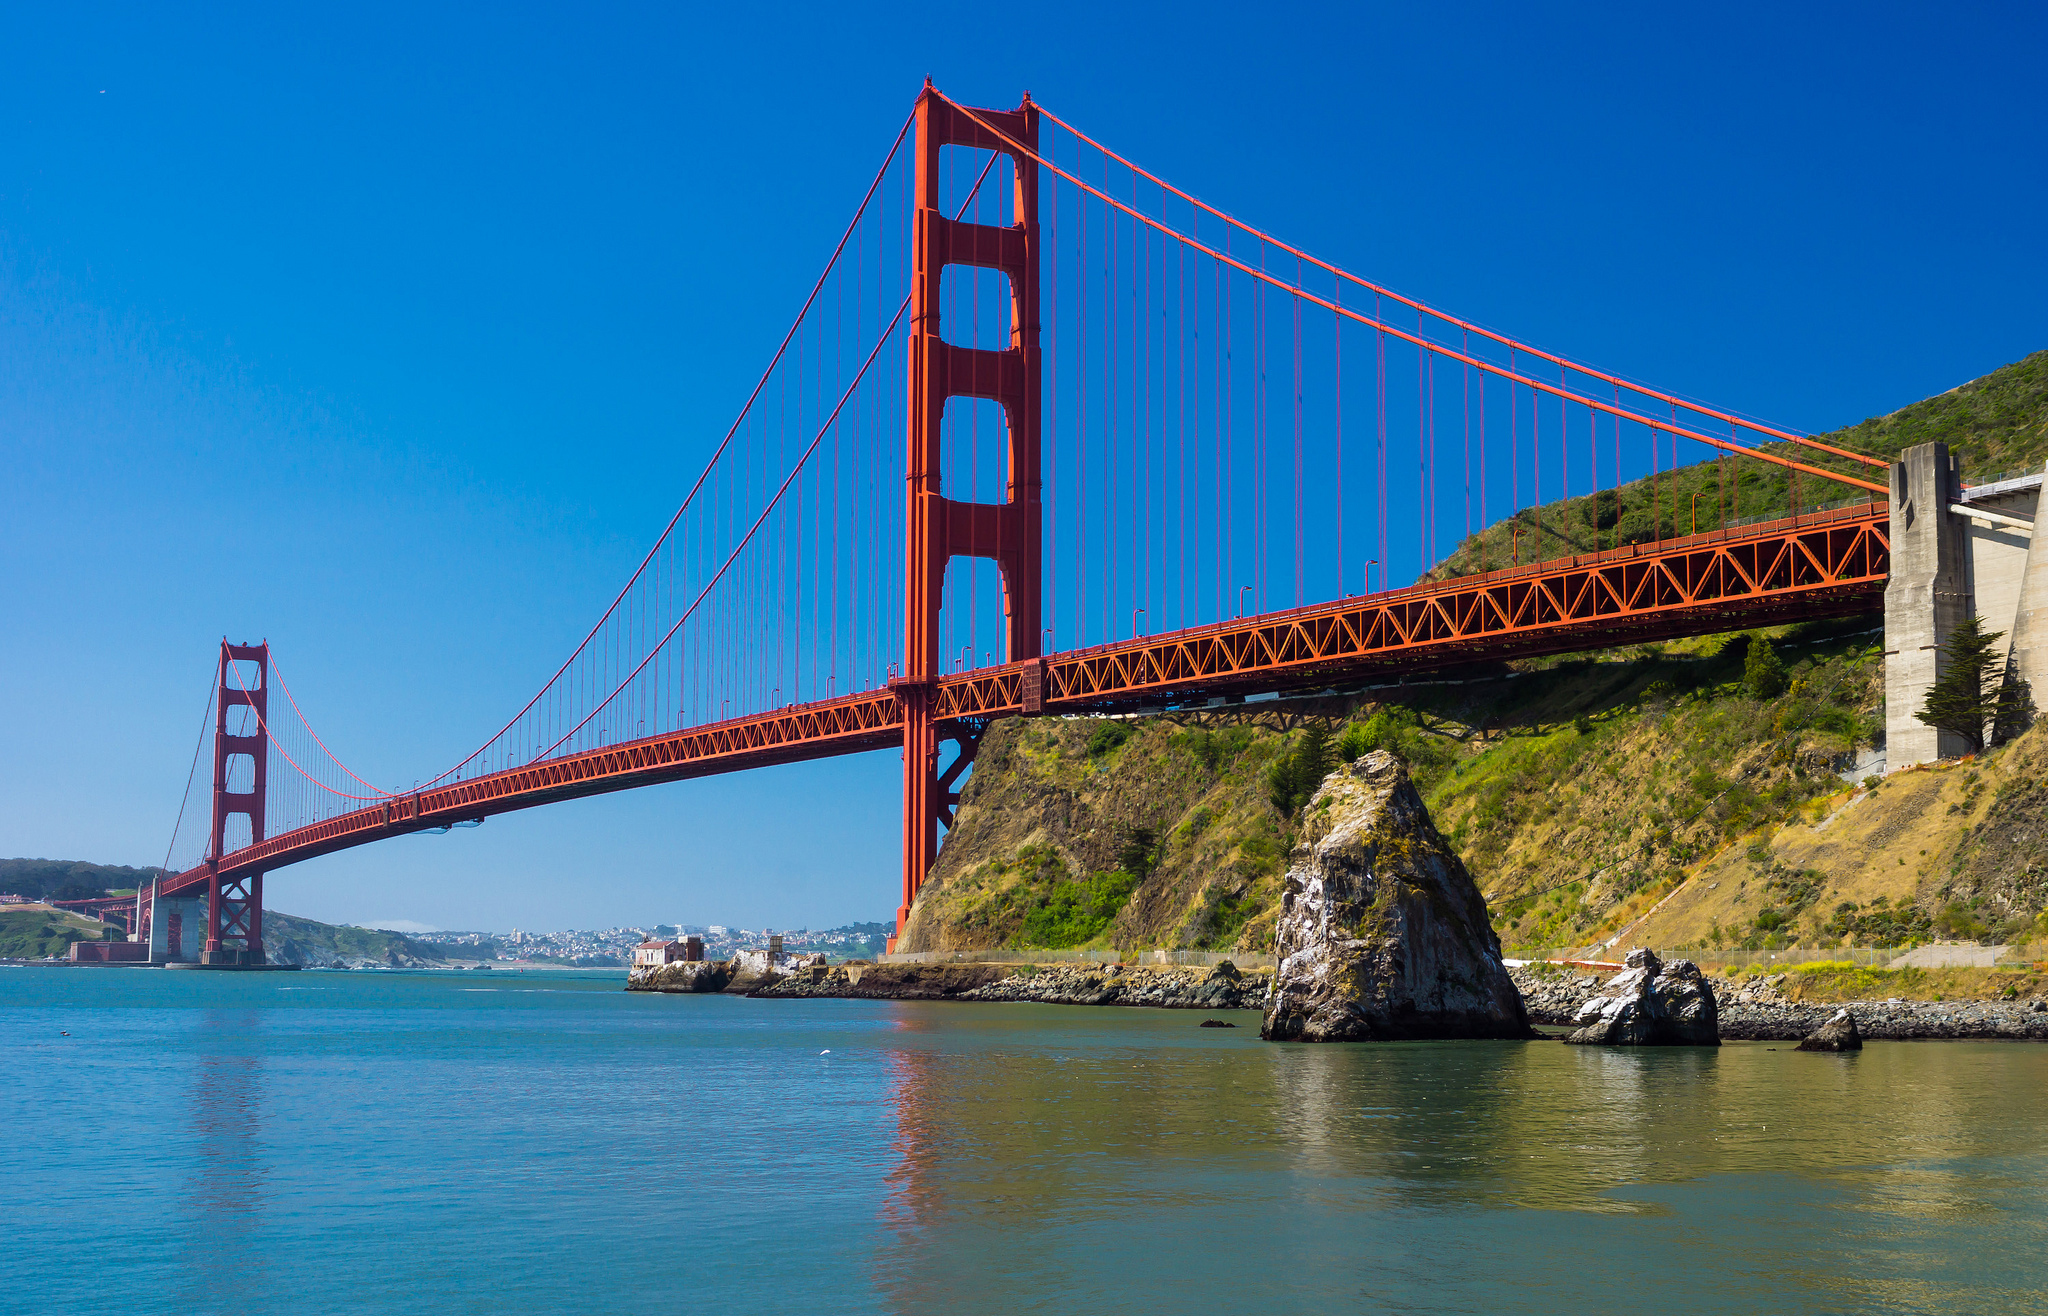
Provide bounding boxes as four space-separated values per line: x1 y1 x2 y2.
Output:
1511 966 2048 1042
630 956 2048 1040
630 958 1272 1009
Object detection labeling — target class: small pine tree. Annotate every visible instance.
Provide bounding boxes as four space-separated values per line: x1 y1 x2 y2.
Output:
1116 827 1158 880
1267 725 1335 818
1744 634 1788 700
1296 723 1332 798
1917 616 2006 753
1266 751 1304 816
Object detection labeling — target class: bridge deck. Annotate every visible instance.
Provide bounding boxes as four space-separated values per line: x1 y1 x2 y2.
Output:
165 503 1887 894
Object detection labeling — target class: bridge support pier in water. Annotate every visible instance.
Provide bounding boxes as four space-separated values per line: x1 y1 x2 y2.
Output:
891 86 1042 952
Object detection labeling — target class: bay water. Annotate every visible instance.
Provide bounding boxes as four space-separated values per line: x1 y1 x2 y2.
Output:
5 967 2045 1313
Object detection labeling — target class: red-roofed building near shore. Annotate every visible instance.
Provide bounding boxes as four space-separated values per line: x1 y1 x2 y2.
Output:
632 936 703 968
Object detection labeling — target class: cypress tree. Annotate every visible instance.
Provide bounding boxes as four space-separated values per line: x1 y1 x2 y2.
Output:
1993 674 2036 744
1296 723 1333 799
1266 750 1303 816
1916 616 2005 753
1744 634 1789 700
1267 724 1335 818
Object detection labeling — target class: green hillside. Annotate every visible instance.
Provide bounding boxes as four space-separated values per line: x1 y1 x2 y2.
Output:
0 872 446 965
0 908 123 959
0 858 167 904
904 352 2048 958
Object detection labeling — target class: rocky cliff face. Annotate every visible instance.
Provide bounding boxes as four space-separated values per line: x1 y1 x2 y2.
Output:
1261 752 1528 1042
896 709 1341 954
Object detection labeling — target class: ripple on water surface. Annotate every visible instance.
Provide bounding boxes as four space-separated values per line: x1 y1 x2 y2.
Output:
4 969 2045 1314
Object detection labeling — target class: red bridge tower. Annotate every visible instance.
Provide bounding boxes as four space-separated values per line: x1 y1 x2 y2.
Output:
891 86 1041 950
205 640 270 966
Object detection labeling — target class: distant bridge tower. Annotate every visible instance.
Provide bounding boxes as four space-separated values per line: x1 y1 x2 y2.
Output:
891 85 1042 950
205 640 270 965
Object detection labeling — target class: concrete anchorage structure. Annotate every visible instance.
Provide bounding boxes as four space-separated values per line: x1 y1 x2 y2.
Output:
1885 442 2044 768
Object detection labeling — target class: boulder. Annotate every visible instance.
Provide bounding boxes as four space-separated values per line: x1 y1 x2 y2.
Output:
1796 1007 1863 1052
1261 750 1530 1043
1564 948 1720 1046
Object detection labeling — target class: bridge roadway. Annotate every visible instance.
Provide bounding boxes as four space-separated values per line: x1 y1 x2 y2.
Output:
161 502 1888 897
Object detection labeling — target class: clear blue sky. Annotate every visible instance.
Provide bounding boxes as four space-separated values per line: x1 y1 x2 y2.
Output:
3 3 2042 932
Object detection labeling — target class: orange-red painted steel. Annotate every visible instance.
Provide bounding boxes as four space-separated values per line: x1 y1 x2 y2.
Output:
896 86 1042 945
164 504 1888 901
206 641 269 963
940 502 1887 717
162 692 908 897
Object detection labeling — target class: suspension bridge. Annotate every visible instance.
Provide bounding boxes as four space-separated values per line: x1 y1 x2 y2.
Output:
105 82 1925 967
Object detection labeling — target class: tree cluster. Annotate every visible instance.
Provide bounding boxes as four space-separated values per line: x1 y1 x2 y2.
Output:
1268 724 1333 817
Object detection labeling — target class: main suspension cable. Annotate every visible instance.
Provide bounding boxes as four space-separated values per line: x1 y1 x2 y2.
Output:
1026 98 1885 471
944 90 1886 495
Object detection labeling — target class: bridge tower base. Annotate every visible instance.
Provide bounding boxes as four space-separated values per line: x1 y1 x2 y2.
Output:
891 86 1041 953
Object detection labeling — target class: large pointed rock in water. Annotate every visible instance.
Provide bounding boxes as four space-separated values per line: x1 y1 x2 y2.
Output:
1564 948 1719 1045
1261 751 1530 1042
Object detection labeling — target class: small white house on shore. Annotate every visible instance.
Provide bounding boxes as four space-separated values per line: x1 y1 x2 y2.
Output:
633 939 684 967
633 936 703 967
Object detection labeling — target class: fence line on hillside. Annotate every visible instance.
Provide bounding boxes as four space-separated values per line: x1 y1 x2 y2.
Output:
880 948 1273 970
1510 944 2046 972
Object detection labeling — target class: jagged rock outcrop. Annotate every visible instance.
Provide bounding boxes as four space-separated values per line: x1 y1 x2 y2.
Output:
1261 751 1529 1043
1564 948 1720 1045
1797 1007 1864 1052
1512 964 2048 1039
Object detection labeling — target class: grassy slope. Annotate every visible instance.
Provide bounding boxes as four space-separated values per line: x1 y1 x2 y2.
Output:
1415 618 1885 949
0 899 444 964
915 620 2047 957
0 908 121 958
1778 961 2048 1003
1626 720 2048 954
898 711 1309 954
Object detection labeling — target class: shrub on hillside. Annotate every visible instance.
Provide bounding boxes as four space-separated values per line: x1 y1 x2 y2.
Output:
1333 707 1457 789
1267 724 1332 817
1745 635 1789 699
1086 721 1133 759
1016 868 1141 948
